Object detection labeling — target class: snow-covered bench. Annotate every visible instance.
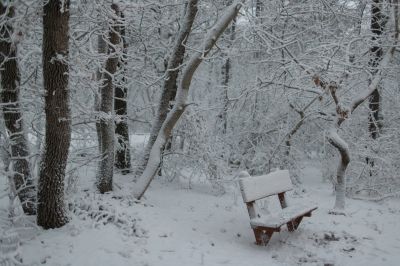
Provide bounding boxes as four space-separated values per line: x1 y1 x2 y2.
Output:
239 170 317 246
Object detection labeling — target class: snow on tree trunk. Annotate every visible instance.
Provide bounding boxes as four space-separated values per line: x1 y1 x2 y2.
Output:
114 10 131 174
327 128 350 212
0 3 36 215
315 41 397 212
0 118 17 218
97 3 121 193
37 0 71 229
135 0 199 178
134 0 244 200
95 33 107 153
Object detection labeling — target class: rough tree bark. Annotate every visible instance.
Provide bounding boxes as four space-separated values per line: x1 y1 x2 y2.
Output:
114 10 131 174
96 3 120 193
134 0 244 200
135 0 198 177
366 0 385 171
37 0 71 229
0 3 36 215
95 33 107 152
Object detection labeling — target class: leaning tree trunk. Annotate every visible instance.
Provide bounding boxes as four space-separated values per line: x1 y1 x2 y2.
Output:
37 0 71 229
134 0 244 199
135 0 199 177
366 0 384 172
0 3 36 215
114 10 131 174
96 3 120 193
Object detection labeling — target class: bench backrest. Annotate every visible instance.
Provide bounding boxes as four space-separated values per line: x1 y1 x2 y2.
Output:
239 170 293 203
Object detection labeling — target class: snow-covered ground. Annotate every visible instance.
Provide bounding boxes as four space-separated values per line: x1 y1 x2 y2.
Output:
2 162 400 266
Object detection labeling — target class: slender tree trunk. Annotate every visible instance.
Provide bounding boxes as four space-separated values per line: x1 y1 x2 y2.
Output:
114 11 131 174
136 0 199 177
251 0 264 132
253 0 263 59
367 0 384 171
134 0 243 199
95 34 107 152
97 3 120 193
318 81 351 213
37 0 71 229
218 0 236 134
218 58 230 134
284 105 306 185
0 3 36 215
255 0 263 18
327 128 350 212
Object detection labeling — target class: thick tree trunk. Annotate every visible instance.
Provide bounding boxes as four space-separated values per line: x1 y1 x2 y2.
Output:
37 0 71 229
135 0 198 177
134 0 243 199
96 4 120 193
114 11 131 174
0 4 36 215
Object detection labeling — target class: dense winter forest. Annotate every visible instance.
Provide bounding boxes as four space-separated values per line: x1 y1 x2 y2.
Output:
0 0 399 265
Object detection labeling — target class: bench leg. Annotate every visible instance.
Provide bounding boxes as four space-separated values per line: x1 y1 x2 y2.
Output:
253 228 264 245
293 216 303 230
253 228 274 246
287 216 304 232
287 221 295 232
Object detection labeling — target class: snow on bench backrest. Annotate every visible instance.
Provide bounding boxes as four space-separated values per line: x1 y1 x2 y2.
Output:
239 170 293 202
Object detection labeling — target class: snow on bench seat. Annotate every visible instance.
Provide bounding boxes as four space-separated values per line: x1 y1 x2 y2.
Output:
250 204 318 229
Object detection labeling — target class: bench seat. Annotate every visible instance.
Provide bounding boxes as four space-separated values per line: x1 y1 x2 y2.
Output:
250 204 318 229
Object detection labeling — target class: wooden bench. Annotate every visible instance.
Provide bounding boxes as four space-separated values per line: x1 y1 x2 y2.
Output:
239 170 317 246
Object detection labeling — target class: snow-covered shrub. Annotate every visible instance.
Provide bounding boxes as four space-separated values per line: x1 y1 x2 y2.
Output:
68 193 144 237
0 230 22 266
